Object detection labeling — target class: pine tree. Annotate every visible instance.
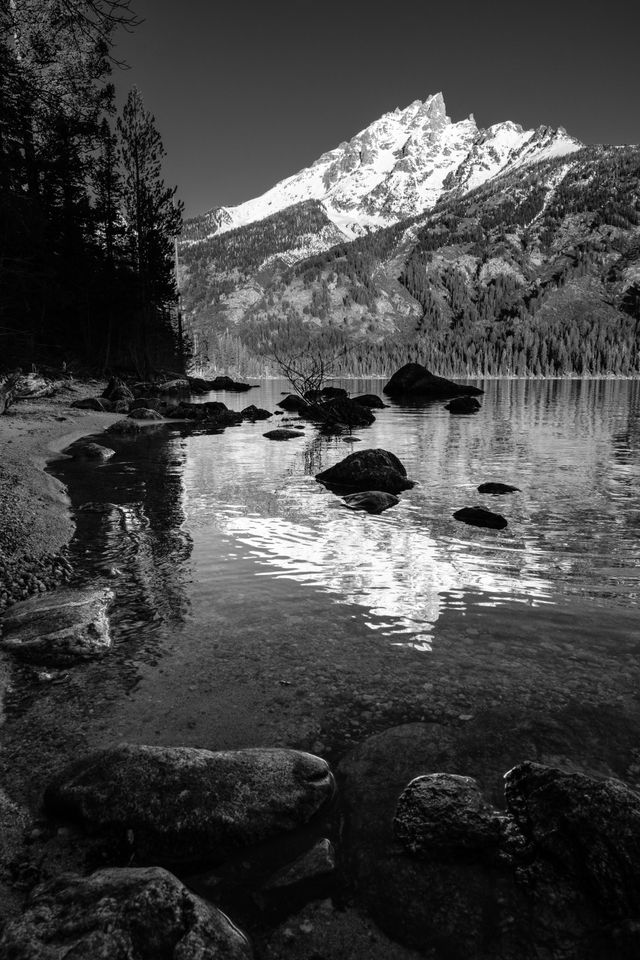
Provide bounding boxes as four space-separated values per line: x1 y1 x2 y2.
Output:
117 86 183 373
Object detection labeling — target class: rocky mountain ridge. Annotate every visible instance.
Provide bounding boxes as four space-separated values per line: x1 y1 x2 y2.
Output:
185 92 581 246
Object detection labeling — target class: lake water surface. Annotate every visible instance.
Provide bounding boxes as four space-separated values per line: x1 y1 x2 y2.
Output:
7 378 640 802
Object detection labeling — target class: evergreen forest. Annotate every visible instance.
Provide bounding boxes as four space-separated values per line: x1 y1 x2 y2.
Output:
0 0 184 373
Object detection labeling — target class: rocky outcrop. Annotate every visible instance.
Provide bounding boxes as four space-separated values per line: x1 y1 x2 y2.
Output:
316 449 414 494
0 585 114 665
0 866 253 960
383 363 483 400
343 491 399 514
478 482 520 494
453 506 508 529
263 428 305 441
168 401 244 426
445 396 482 414
44 745 335 864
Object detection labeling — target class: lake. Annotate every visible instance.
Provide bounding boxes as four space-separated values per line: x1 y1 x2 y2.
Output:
5 377 640 803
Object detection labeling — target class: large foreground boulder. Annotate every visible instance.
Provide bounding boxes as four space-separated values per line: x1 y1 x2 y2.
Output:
316 449 414 494
383 363 483 400
0 866 252 960
44 745 335 864
505 761 640 919
0 586 114 665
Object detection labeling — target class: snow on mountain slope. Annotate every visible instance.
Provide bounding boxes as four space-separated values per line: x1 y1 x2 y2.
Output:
196 93 582 243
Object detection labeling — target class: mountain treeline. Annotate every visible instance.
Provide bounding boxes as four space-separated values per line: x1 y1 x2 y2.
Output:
0 0 184 373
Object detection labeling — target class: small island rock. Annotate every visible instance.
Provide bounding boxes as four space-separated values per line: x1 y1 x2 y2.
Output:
0 866 253 960
383 363 483 400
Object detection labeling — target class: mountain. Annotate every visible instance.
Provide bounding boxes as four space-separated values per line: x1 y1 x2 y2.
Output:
185 93 581 244
178 97 639 380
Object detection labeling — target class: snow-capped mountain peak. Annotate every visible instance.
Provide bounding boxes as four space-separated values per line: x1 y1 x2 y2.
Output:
195 93 582 243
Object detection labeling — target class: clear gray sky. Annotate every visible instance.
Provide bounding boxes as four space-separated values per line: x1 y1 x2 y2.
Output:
112 0 640 218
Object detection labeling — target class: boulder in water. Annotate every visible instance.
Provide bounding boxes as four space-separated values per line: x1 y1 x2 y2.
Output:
453 506 507 529
383 363 483 400
478 482 520 494
445 396 482 414
62 440 115 461
277 394 309 413
316 449 414 494
44 745 335 864
263 428 305 441
241 405 272 421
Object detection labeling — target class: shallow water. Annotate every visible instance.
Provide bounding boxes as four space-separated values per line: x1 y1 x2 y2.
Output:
4 377 640 802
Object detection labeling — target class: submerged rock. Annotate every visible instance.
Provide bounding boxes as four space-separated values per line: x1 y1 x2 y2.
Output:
262 838 336 890
445 396 482 414
453 506 508 529
478 482 520 494
383 363 483 400
263 428 305 441
0 866 253 960
394 773 505 856
316 449 414 494
343 491 399 514
505 761 640 919
0 586 114 665
44 745 335 864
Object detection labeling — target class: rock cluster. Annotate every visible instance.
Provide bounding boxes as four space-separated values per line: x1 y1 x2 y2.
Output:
383 363 483 400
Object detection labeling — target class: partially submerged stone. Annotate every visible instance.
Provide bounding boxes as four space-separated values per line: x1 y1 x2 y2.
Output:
0 586 114 665
343 491 399 514
383 363 483 400
263 428 305 441
0 866 253 960
241 405 272 420
45 745 335 863
394 773 505 856
63 439 115 461
453 506 508 529
352 393 387 409
445 396 482 414
277 394 308 413
316 449 414 494
478 482 520 494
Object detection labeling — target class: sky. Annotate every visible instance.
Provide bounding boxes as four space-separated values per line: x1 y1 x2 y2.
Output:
112 0 640 218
